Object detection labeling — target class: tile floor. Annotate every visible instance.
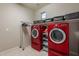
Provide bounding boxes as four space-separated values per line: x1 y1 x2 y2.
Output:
0 46 48 56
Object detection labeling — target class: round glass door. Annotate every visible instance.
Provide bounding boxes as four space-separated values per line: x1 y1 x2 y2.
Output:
32 29 38 38
49 28 66 44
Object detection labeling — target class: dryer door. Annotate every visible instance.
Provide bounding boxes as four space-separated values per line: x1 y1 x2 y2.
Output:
49 28 66 44
32 28 39 38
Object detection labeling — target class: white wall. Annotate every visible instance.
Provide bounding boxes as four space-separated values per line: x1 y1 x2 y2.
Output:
35 3 79 20
0 3 34 52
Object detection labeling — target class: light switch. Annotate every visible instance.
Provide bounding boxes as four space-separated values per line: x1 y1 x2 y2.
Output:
6 28 9 31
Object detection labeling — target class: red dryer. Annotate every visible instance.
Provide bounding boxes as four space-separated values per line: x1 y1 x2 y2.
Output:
31 24 46 51
48 22 69 56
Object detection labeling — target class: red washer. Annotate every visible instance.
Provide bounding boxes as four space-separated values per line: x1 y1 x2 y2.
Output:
48 22 69 56
31 24 45 51
31 24 42 44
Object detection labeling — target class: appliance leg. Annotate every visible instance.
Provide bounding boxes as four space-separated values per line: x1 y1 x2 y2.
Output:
20 25 24 50
19 46 22 48
22 48 24 50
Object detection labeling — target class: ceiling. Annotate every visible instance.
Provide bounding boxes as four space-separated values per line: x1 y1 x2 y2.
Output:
22 3 49 11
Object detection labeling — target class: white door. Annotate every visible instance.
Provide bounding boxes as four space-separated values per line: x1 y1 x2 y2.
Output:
49 28 66 44
32 28 39 38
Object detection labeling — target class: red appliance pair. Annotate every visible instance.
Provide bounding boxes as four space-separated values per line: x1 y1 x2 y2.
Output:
48 22 69 56
31 22 69 56
31 24 46 51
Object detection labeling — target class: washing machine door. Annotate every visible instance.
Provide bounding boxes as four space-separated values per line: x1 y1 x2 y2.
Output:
32 28 39 38
49 28 66 44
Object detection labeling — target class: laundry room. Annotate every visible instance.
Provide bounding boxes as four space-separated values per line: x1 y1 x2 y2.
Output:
0 1 79 57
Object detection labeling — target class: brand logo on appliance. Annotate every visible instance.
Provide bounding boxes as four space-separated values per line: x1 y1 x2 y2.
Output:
61 24 67 27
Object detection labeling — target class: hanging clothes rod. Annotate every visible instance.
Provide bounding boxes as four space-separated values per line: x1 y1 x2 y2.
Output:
20 22 31 50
